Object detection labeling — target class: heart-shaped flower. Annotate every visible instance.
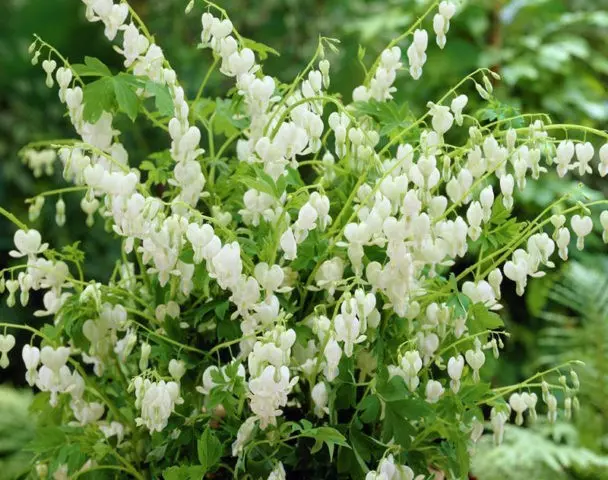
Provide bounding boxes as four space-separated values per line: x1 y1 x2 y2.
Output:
9 229 47 259
0 334 15 369
40 346 71 372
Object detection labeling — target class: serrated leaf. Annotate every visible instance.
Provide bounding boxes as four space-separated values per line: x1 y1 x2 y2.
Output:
163 465 206 480
72 56 111 77
300 426 349 461
83 77 115 123
214 98 248 137
145 81 174 117
448 293 471 319
197 427 223 473
240 37 280 60
376 375 408 402
236 174 277 198
25 426 66 453
470 303 504 332
214 300 229 321
113 75 140 122
359 394 380 424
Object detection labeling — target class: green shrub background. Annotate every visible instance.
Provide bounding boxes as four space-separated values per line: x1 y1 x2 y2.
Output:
1 0 607 478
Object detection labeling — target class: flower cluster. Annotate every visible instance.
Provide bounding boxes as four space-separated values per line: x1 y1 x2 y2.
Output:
1 0 607 478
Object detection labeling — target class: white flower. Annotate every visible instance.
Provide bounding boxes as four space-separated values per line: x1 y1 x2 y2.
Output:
42 59 57 88
570 214 593 250
509 392 528 425
254 263 285 293
232 417 257 457
22 344 40 385
407 29 428 79
466 201 483 241
504 249 537 296
81 112 116 150
71 400 105 425
296 202 319 232
447 355 464 393
280 228 297 260
315 257 344 296
470 417 484 443
599 143 608 177
439 1 457 21
433 14 447 48
488 268 503 299
556 227 571 260
9 229 48 259
490 408 508 445
546 393 558 423
425 379 444 403
523 392 538 421
400 350 422 391
334 308 366 357
268 462 286 480
0 334 16 369
323 337 342 381
40 346 71 372
136 380 183 433
575 142 594 176
139 343 151 372
600 211 608 243
353 85 370 102
555 140 574 177
211 242 243 289
465 341 485 382
248 365 297 429
450 94 468 126
311 382 329 418
168 359 186 381
479 185 494 221
427 102 454 135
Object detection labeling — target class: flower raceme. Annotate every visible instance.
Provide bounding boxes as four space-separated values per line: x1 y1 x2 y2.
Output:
1 0 607 478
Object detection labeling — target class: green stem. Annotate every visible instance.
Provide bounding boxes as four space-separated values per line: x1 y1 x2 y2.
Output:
142 106 169 132
26 186 88 201
0 206 28 230
125 307 208 356
33 34 84 86
480 360 582 405
71 465 139 479
193 57 219 108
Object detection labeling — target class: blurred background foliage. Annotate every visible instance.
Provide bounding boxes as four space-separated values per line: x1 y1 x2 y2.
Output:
1 0 607 478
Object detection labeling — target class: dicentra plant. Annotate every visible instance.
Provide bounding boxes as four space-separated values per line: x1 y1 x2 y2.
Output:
1 1 607 478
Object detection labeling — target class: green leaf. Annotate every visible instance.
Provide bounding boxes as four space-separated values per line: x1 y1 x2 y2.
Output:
82 77 115 123
25 426 66 453
359 394 381 424
376 375 408 402
72 56 112 77
236 173 278 198
145 81 174 117
240 37 280 60
163 465 206 480
470 303 504 332
112 74 140 122
382 397 433 449
448 293 471 319
214 98 248 137
214 300 229 321
197 427 223 473
300 426 349 461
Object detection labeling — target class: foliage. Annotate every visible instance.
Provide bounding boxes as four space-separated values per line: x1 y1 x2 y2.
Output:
0 0 607 479
533 259 608 452
0 387 34 479
471 422 608 480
